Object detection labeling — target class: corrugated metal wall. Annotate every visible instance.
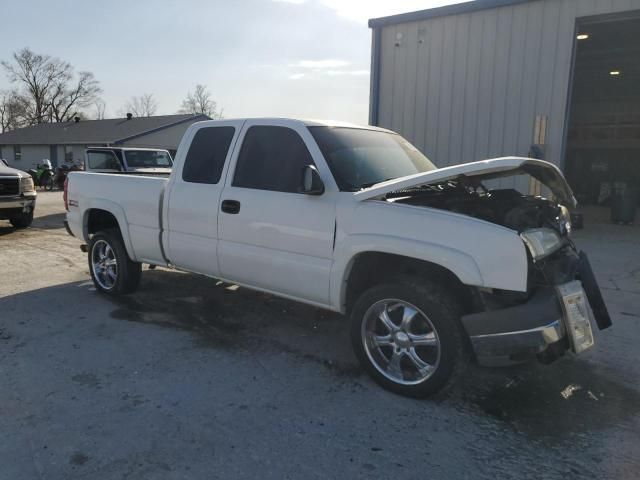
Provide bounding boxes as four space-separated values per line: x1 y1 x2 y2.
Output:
373 0 640 173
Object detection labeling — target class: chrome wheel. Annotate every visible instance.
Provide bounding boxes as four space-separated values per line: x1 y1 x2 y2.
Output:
91 239 118 290
362 299 441 385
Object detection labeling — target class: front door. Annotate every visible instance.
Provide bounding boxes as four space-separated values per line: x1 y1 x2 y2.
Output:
218 121 335 305
49 145 58 168
165 121 243 276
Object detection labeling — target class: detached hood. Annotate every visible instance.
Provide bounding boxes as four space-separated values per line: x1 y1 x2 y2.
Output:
353 157 577 207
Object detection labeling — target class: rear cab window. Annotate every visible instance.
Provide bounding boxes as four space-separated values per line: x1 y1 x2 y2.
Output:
124 150 173 168
182 127 236 184
86 150 122 171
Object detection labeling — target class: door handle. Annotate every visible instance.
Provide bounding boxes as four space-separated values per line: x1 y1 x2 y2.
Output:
221 199 241 214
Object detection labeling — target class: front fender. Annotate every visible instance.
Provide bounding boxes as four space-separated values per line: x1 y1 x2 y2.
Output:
82 199 137 261
330 235 485 312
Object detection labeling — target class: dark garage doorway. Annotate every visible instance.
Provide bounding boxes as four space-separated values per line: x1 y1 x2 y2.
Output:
564 13 640 205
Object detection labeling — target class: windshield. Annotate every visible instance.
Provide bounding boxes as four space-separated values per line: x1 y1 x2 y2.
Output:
309 127 436 191
124 150 173 168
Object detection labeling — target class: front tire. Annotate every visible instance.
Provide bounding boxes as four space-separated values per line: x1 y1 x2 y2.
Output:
350 278 467 398
44 175 54 191
88 229 141 295
10 209 34 228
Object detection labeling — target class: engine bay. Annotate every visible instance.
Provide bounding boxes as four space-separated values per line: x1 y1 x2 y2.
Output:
387 180 568 234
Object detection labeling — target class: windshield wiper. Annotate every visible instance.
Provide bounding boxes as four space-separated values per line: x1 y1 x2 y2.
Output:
358 178 396 190
385 180 462 199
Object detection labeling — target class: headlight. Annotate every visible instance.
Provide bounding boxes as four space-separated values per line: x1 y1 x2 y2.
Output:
520 228 563 262
20 176 35 193
558 205 572 236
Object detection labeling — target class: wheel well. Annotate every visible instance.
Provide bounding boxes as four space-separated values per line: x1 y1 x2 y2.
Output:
344 252 478 314
86 209 120 235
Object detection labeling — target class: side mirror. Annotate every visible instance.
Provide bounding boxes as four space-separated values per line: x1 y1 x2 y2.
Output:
300 165 325 195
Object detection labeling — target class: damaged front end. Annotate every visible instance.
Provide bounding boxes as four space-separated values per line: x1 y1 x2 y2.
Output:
365 157 612 367
461 246 611 366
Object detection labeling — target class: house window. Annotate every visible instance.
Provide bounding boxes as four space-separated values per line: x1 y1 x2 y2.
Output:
14 145 21 161
64 146 73 162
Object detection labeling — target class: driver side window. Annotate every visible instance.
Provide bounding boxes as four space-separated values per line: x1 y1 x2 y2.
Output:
233 126 315 193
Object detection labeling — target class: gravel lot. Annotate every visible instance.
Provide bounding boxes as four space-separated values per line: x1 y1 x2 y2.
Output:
1 191 639 479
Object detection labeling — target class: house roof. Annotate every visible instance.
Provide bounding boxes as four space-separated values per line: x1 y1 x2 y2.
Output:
0 114 209 145
368 0 536 28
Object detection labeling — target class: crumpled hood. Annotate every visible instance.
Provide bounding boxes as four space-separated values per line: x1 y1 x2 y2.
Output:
353 157 577 207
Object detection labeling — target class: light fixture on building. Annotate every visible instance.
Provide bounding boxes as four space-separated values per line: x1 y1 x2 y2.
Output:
610 70 621 76
576 34 589 40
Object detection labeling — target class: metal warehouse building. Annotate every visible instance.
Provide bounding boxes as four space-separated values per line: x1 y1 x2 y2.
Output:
369 0 640 203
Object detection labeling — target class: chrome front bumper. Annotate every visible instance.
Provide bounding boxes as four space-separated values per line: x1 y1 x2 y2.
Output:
0 194 36 219
0 194 36 209
462 274 602 366
469 318 566 366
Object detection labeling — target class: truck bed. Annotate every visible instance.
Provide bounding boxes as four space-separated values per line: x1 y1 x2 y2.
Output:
66 172 168 264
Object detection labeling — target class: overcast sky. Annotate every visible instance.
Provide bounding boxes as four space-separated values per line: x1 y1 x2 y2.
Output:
0 0 465 123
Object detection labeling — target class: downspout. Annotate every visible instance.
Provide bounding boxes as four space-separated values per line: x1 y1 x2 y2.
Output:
369 26 382 127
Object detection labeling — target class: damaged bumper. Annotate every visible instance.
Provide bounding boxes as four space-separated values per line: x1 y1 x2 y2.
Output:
0 194 36 219
462 251 611 366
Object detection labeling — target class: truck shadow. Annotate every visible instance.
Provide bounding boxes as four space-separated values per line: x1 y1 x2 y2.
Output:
0 224 18 237
32 212 66 230
107 268 361 379
0 212 65 236
2 268 638 442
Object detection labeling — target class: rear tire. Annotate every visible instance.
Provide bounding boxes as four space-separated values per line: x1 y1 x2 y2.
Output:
350 277 467 398
10 210 34 228
88 229 141 295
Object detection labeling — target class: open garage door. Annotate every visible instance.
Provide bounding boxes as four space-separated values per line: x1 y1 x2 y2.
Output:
565 13 640 206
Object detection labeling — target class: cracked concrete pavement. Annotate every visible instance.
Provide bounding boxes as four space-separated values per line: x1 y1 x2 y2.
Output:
1 192 639 479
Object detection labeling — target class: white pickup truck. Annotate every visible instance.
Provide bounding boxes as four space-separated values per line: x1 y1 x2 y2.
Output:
65 118 611 397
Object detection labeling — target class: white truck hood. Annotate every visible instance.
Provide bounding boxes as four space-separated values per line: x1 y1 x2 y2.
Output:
0 163 28 178
353 157 577 207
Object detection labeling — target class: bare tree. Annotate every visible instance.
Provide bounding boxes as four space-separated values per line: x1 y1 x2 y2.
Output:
179 84 223 119
49 71 101 122
125 93 158 117
1 48 62 124
0 90 26 132
93 99 106 120
1 47 102 124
